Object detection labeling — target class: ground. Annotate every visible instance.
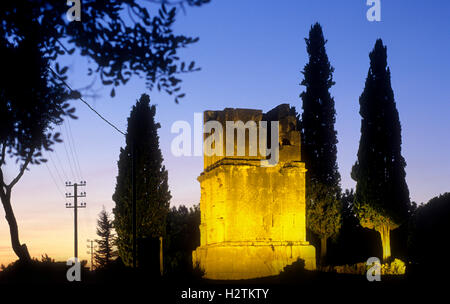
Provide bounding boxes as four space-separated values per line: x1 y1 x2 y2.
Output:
0 260 445 301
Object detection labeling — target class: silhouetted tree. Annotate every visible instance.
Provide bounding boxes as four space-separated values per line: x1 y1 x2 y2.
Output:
409 193 450 265
351 39 411 261
330 189 359 264
306 183 341 263
165 204 200 275
113 94 171 266
95 207 117 268
0 0 207 262
0 38 74 261
300 23 341 262
0 1 207 101
327 189 381 265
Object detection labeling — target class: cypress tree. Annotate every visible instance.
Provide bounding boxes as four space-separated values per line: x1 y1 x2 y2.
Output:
95 207 117 268
113 94 171 266
300 23 341 262
351 39 411 261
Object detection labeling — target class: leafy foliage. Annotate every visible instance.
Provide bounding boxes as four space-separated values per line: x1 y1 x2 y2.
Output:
0 37 74 165
0 0 206 261
327 189 382 265
0 35 76 261
165 204 200 275
95 208 118 268
0 258 89 284
40 254 55 264
0 0 206 103
112 94 171 267
306 182 341 241
409 193 450 264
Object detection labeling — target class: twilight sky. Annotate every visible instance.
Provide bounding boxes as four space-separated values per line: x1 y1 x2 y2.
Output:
1 0 449 266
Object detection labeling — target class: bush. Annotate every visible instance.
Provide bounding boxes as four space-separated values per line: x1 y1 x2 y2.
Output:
320 258 405 275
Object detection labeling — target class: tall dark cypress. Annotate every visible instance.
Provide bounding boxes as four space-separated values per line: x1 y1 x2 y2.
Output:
351 39 411 261
113 94 171 266
300 23 341 262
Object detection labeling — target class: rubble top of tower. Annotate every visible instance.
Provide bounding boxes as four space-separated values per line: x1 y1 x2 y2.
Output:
204 104 294 121
204 108 263 123
202 104 302 170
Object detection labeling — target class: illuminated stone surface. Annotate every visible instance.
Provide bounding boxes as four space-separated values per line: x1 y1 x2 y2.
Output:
193 104 316 280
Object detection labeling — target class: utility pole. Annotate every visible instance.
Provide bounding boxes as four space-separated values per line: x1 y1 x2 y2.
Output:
65 181 87 259
87 239 96 271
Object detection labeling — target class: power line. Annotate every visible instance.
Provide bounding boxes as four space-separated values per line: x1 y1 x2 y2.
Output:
59 124 78 181
49 67 126 137
53 148 69 182
44 162 65 199
48 67 137 267
63 121 82 181
66 118 84 180
62 122 78 179
48 152 66 187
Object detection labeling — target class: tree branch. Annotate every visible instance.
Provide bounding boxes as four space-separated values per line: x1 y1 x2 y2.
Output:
7 150 34 190
0 143 5 166
0 144 6 191
0 167 5 191
55 38 71 54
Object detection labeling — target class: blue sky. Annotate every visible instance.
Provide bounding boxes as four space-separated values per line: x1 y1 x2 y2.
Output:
1 0 449 264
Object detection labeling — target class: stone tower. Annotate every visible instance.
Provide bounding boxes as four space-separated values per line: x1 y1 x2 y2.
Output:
192 104 316 280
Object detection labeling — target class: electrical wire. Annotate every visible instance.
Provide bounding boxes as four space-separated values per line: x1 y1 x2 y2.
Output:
48 67 126 136
59 124 78 181
44 162 65 199
66 118 84 181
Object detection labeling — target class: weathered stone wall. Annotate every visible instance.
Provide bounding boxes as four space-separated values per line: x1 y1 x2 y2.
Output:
203 108 263 169
199 161 307 245
193 104 316 279
193 242 316 280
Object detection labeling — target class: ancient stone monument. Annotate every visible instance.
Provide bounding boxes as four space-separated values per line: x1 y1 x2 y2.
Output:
192 104 316 280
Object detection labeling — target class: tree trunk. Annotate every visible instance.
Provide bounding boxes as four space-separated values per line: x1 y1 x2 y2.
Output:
320 237 327 264
0 189 31 262
378 224 391 262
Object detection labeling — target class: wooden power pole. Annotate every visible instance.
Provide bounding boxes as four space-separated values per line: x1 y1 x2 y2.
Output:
87 239 96 271
65 181 87 259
